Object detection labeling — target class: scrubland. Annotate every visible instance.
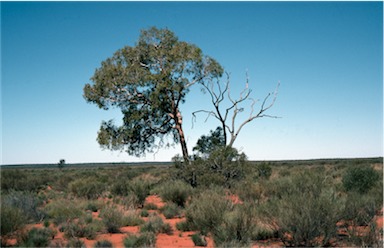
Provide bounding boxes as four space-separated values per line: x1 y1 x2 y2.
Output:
1 157 383 247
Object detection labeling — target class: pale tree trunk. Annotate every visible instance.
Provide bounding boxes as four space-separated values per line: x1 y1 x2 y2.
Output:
174 111 189 162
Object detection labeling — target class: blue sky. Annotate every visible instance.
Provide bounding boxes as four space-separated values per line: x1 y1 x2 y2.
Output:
1 1 383 164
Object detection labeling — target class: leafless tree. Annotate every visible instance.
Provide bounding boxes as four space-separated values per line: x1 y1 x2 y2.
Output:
193 72 280 148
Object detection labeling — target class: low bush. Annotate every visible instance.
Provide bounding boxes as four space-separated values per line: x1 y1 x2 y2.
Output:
185 188 233 234
343 191 380 226
63 218 103 240
1 169 50 192
140 215 172 234
212 203 257 246
161 202 182 219
17 227 55 247
175 220 193 232
99 206 124 233
154 180 192 207
140 209 149 217
129 176 157 207
122 211 145 226
272 171 345 247
143 202 158 210
0 205 26 235
2 190 45 223
69 177 106 200
94 240 114 248
342 166 380 193
191 233 207 247
124 232 156 248
65 238 85 248
256 163 272 179
44 199 84 225
233 180 262 203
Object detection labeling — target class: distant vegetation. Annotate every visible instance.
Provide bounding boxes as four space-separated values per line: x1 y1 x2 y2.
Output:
0 157 382 247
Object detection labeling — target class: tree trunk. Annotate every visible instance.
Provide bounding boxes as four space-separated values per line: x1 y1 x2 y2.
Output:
175 111 189 162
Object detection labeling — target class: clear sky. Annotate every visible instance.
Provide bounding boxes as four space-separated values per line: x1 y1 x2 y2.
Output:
1 1 383 165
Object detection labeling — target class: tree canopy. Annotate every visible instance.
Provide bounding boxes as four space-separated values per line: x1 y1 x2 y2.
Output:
84 27 223 160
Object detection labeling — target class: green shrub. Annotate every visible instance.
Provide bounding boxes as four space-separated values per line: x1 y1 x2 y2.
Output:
44 199 84 225
69 177 106 199
272 172 344 247
99 206 124 233
124 232 156 248
343 191 380 226
0 205 26 235
175 220 193 232
85 201 103 212
140 209 149 217
111 180 130 196
154 180 192 207
176 147 248 188
140 215 172 234
191 233 207 246
161 202 182 219
234 180 262 203
1 170 49 192
256 163 272 179
65 238 85 248
129 176 156 207
2 190 45 223
18 227 55 247
123 211 145 226
63 218 102 240
185 188 232 234
212 203 257 246
94 240 114 248
143 202 158 210
342 166 380 193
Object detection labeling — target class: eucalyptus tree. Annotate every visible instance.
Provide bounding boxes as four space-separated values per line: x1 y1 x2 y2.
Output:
84 27 223 161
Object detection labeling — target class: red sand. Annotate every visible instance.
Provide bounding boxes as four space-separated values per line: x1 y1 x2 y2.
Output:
145 194 166 209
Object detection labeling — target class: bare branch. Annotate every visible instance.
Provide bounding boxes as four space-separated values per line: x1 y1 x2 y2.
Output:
193 71 280 148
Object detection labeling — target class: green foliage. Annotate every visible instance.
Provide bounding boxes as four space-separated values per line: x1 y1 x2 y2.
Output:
342 166 380 193
65 238 85 248
256 162 272 179
122 211 145 226
193 127 225 158
185 188 232 234
99 206 125 233
343 191 381 226
94 240 114 248
271 171 345 247
18 227 55 247
212 203 257 246
140 209 149 217
0 205 26 235
177 147 248 188
69 177 106 199
83 27 223 158
161 202 182 219
1 169 50 192
1 190 45 224
233 180 262 203
175 220 193 232
124 232 156 248
154 180 192 207
140 215 173 234
44 199 84 225
191 233 207 247
129 176 157 206
63 217 103 240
